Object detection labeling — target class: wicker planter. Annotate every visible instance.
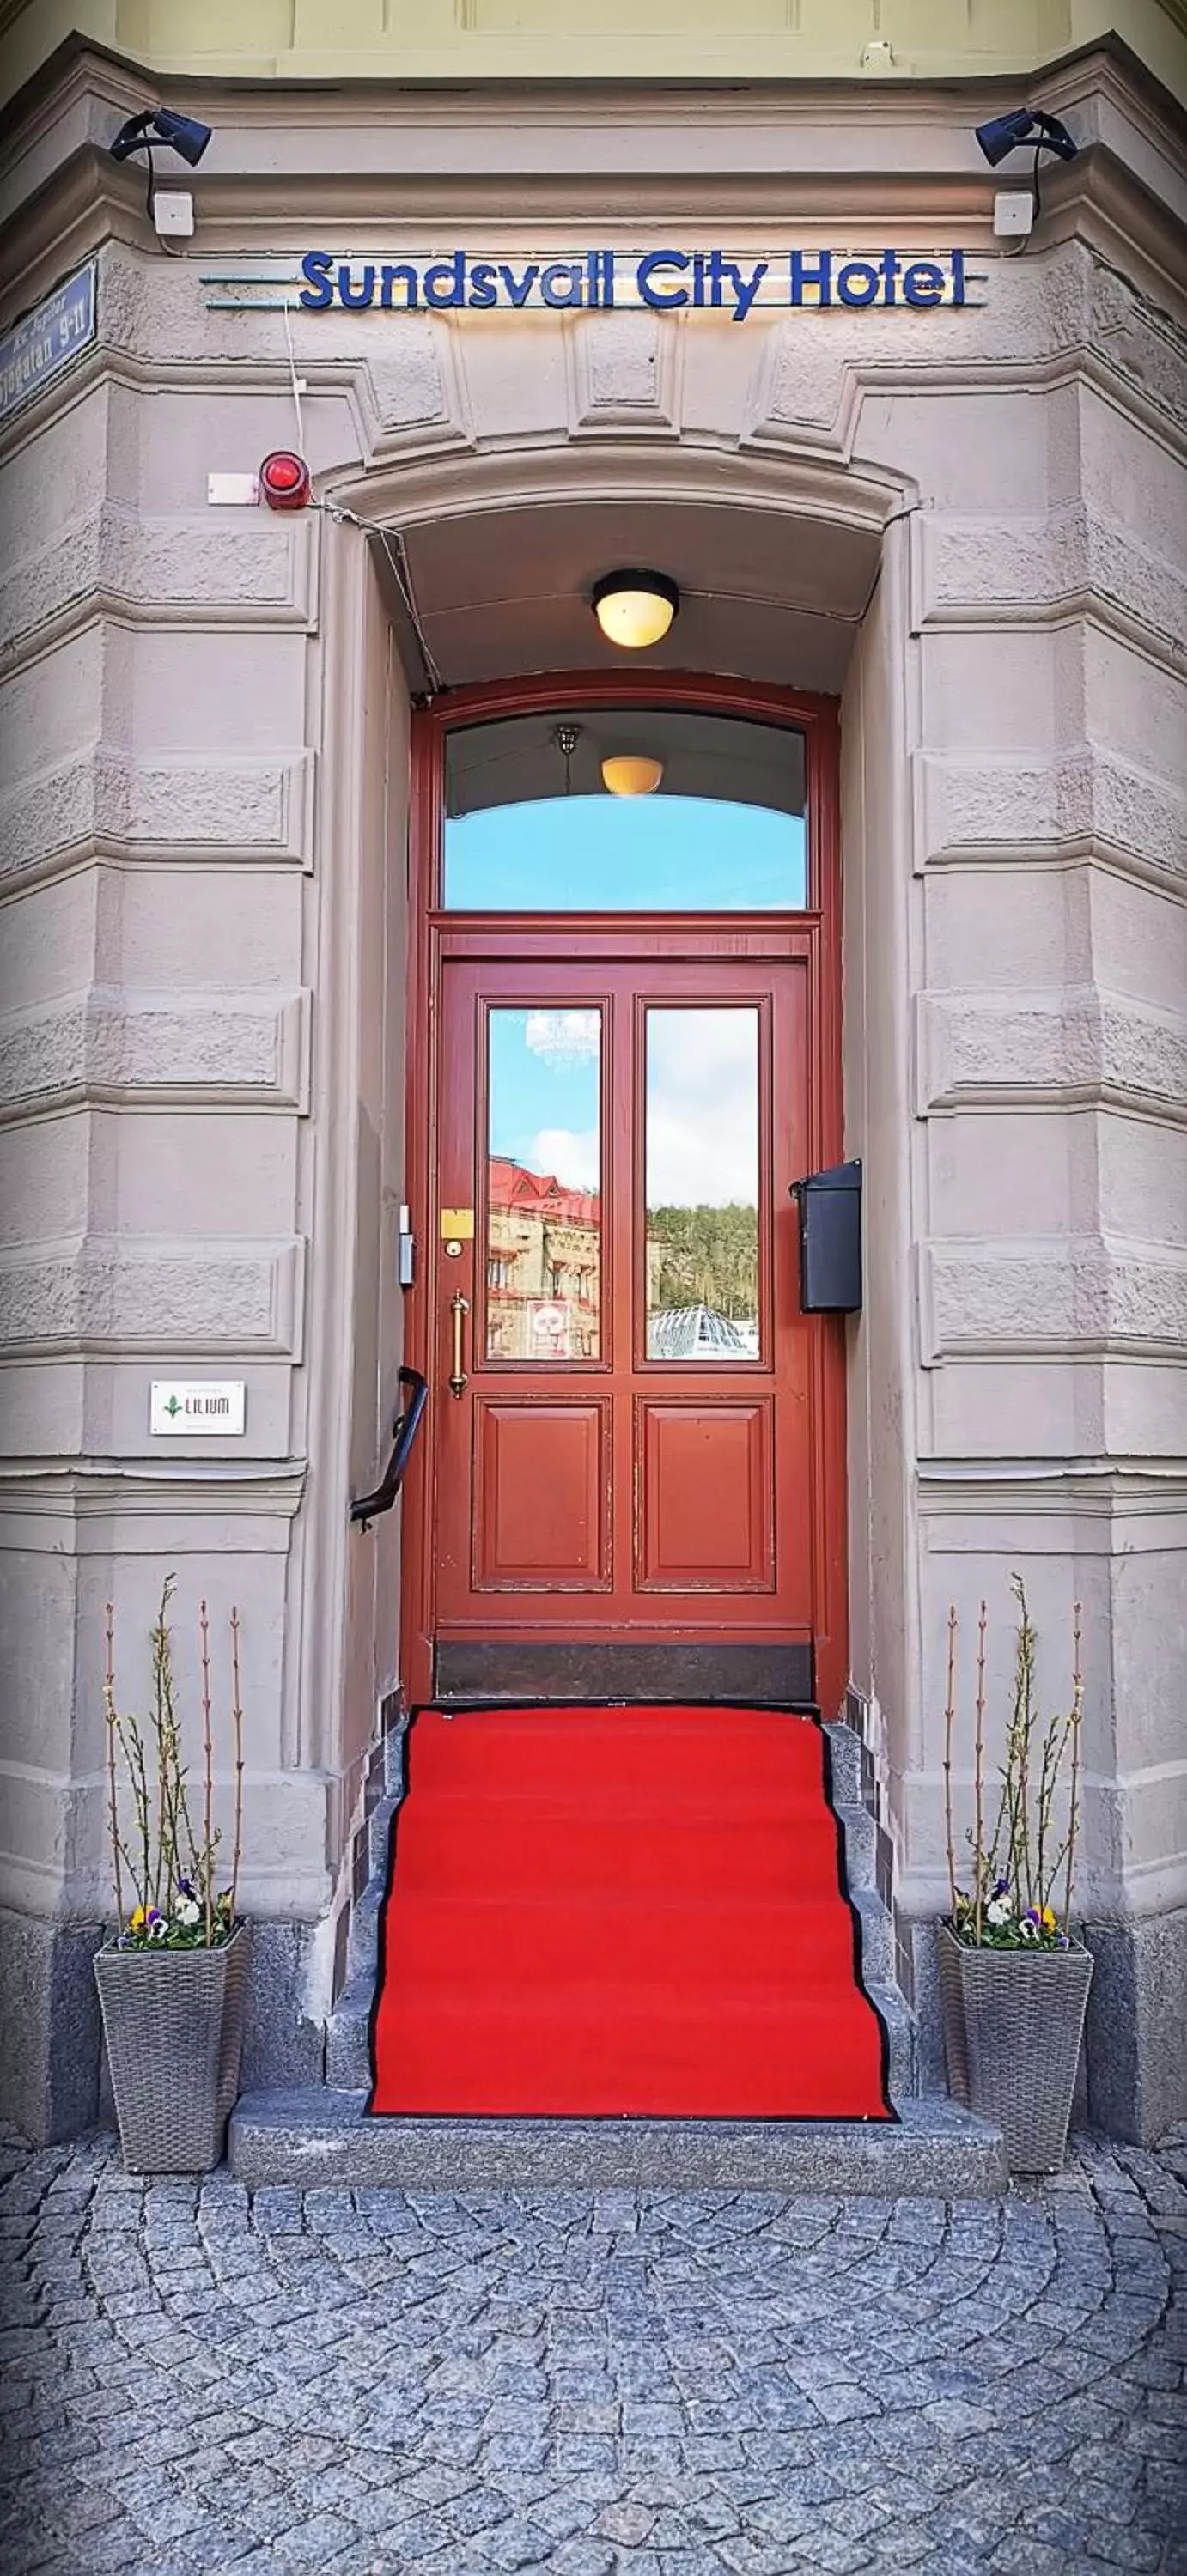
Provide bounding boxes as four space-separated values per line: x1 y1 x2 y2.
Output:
94 1925 250 2174
937 1922 1092 2173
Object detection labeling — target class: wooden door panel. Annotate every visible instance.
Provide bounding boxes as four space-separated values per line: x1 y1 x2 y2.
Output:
637 1398 774 1592
472 1398 610 1590
427 941 825 1673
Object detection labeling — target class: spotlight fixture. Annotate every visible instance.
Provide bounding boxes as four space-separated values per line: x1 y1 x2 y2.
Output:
591 570 679 652
110 107 213 167
601 755 664 798
974 107 1077 167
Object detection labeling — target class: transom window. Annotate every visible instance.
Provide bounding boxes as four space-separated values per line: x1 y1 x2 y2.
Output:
442 706 807 911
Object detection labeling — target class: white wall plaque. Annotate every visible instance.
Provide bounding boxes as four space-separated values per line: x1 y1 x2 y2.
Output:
150 1380 247 1435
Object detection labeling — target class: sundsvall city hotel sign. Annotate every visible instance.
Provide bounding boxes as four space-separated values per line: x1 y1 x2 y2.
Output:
204 246 978 319
296 246 973 317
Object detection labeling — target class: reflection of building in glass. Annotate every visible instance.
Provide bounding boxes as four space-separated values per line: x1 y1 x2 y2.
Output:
486 1157 600 1358
648 1303 755 1359
645 1206 758 1356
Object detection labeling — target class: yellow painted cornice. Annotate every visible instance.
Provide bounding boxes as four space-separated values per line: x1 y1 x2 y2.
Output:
2 3 1186 106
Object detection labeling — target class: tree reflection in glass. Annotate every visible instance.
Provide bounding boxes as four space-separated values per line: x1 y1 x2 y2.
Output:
645 1008 760 1361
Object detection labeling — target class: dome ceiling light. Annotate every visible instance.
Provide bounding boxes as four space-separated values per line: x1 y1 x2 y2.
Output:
590 570 680 651
600 755 665 798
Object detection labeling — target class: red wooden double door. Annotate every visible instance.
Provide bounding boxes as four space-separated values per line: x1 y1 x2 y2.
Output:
400 680 847 1714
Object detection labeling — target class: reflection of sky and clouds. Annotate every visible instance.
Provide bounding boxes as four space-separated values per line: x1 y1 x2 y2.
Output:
489 1009 600 1192
647 1009 758 1211
489 1006 758 1210
447 794 806 913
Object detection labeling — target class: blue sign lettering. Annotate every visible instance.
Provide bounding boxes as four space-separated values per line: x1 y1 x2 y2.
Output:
261 246 977 323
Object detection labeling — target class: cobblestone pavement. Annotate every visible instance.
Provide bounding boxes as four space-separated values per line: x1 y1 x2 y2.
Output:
1 2129 1184 2576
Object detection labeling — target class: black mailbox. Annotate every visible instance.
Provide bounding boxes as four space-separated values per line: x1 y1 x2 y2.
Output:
789 1161 862 1313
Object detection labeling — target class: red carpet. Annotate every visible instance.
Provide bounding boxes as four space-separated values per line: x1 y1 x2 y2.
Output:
369 1706 893 2119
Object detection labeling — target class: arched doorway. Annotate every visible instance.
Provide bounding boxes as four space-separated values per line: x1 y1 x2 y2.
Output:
397 669 848 1715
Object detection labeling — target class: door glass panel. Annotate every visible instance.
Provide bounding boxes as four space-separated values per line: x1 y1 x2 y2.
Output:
486 1008 602 1361
444 709 807 911
645 1008 760 1361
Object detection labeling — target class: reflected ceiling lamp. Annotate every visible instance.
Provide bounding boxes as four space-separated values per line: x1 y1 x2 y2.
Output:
591 570 679 651
601 755 665 798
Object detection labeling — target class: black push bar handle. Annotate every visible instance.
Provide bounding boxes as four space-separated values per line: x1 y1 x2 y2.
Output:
350 1366 429 1529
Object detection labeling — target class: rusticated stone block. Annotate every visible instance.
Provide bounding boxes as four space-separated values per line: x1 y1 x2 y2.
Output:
915 746 1187 880
921 1236 1187 1359
913 503 1187 654
0 1235 305 1358
0 511 316 662
1088 255 1187 428
748 240 1095 451
0 989 310 1114
916 987 1187 1116
568 309 679 434
0 748 313 884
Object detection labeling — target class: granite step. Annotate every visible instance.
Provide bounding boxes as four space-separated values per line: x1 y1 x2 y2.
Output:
229 2088 1007 2197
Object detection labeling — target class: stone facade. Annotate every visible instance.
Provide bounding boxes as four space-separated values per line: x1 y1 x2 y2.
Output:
0 23 1184 2143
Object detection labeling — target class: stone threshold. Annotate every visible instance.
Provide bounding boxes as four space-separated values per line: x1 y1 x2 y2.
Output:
229 2089 1007 2197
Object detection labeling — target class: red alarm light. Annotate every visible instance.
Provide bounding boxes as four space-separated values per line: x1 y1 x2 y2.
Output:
259 450 311 512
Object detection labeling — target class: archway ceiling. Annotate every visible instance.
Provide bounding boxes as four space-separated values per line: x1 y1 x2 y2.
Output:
396 500 879 693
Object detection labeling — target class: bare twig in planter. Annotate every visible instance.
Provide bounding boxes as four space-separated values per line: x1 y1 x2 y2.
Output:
1062 1601 1084 1935
995 1584 1031 1912
156 1582 191 1912
1013 1577 1038 1911
943 1605 959 1919
229 1607 244 1924
973 1601 987 1943
102 1583 246 1947
199 1598 214 1947
104 1602 124 1929
122 1709 152 1909
152 1592 168 1911
112 1813 140 1882
1030 1710 1050 1896
1037 1697 1077 1910
944 1578 1087 1951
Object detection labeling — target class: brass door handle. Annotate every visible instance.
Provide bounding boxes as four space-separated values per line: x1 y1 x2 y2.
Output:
449 1291 470 1398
